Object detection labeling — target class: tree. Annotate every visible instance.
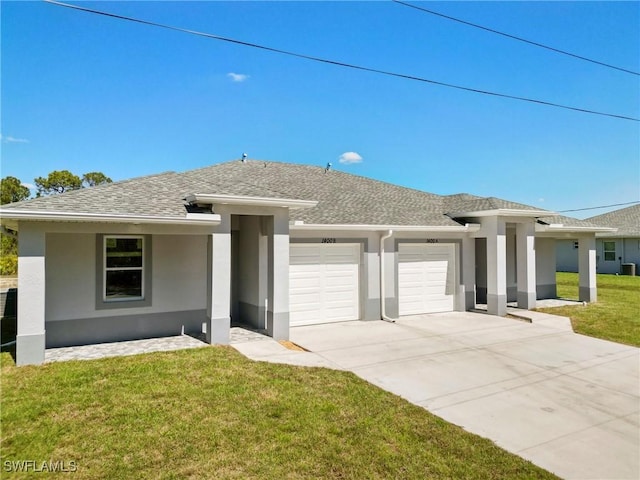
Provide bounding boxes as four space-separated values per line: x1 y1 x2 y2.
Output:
34 170 82 197
0 176 30 205
0 170 111 275
0 176 26 275
82 171 112 187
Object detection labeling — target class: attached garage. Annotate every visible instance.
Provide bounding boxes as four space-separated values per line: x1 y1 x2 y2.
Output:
289 243 360 326
398 243 456 316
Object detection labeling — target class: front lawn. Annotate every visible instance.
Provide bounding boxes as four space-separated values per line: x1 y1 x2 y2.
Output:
537 272 640 347
1 347 556 479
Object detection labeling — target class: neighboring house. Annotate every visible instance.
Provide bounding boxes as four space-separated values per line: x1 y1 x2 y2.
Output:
0 159 611 365
557 204 640 275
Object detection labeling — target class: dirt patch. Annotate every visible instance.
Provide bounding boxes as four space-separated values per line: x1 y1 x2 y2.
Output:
278 340 309 352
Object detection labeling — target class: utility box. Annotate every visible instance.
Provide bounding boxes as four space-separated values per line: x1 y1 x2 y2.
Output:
621 263 636 276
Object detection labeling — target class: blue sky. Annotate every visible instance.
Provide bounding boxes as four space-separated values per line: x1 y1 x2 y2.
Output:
1 1 638 218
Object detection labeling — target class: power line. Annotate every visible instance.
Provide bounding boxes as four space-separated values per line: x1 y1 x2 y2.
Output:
44 0 639 122
392 0 640 76
558 201 640 213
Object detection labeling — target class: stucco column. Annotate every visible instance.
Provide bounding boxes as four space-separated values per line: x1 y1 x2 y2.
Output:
16 223 46 365
461 236 476 311
516 222 536 309
206 215 231 344
578 235 597 303
267 211 290 340
485 217 507 316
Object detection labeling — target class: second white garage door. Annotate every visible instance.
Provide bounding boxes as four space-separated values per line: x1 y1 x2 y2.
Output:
398 243 456 316
290 243 360 326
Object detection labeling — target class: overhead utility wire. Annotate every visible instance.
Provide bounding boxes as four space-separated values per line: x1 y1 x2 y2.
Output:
44 0 639 122
392 0 640 76
558 201 640 213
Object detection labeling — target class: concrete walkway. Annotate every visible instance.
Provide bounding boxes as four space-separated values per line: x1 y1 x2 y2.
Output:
44 327 334 366
283 312 639 480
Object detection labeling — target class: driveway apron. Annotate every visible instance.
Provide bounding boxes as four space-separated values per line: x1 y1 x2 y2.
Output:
290 312 640 480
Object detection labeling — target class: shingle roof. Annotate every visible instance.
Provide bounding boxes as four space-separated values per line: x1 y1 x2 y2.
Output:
586 204 640 237
536 215 605 229
443 193 545 213
0 159 596 229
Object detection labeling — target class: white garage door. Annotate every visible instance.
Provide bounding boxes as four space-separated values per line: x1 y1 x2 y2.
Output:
290 243 360 326
398 243 456 316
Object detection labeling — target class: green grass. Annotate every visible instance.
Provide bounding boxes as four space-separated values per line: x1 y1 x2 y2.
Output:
1 347 556 479
537 272 640 347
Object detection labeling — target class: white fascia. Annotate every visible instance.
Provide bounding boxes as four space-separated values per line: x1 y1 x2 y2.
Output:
185 194 317 210
289 222 481 233
448 208 555 218
535 223 616 234
0 209 222 226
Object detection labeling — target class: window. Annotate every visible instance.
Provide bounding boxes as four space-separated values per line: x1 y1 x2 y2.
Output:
104 236 144 301
603 241 616 262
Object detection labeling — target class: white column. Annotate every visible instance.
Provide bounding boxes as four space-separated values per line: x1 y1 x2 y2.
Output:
516 222 536 309
578 235 597 302
486 217 507 316
267 211 290 340
206 215 231 344
16 223 46 365
461 236 476 311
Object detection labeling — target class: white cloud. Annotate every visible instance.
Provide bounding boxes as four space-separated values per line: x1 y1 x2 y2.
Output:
1 134 29 144
227 72 250 83
21 182 36 190
338 151 363 164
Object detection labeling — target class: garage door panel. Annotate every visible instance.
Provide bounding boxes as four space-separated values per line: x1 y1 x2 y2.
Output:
290 243 360 326
399 244 455 316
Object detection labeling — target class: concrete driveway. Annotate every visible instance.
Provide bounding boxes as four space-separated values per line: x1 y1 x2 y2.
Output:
289 312 639 480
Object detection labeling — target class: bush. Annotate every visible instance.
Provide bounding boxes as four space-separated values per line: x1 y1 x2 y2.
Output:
0 234 18 276
0 254 17 276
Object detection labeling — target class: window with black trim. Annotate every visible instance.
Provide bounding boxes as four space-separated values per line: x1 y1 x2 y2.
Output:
104 236 144 301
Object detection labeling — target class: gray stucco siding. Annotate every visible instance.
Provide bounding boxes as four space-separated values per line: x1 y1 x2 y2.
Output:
45 233 208 322
45 309 206 348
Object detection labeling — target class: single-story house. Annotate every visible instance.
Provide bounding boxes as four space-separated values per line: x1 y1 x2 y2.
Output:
557 204 639 275
0 159 612 365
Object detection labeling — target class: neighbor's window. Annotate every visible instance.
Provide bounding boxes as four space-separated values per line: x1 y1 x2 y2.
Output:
603 241 616 262
104 236 144 301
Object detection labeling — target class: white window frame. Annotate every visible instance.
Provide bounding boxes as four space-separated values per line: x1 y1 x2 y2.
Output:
603 241 616 262
103 235 145 302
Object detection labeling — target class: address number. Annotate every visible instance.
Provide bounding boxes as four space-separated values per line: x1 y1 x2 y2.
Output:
426 239 439 243
322 238 337 243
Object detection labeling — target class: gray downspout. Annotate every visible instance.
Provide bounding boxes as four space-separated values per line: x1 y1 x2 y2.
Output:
380 230 396 323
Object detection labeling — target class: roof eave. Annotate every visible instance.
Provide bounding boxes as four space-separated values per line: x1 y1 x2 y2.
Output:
448 208 555 218
289 222 481 232
0 209 222 227
185 193 317 210
535 224 616 234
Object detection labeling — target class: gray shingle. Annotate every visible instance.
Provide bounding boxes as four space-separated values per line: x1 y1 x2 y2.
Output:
586 204 640 237
1 159 598 229
536 215 605 229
